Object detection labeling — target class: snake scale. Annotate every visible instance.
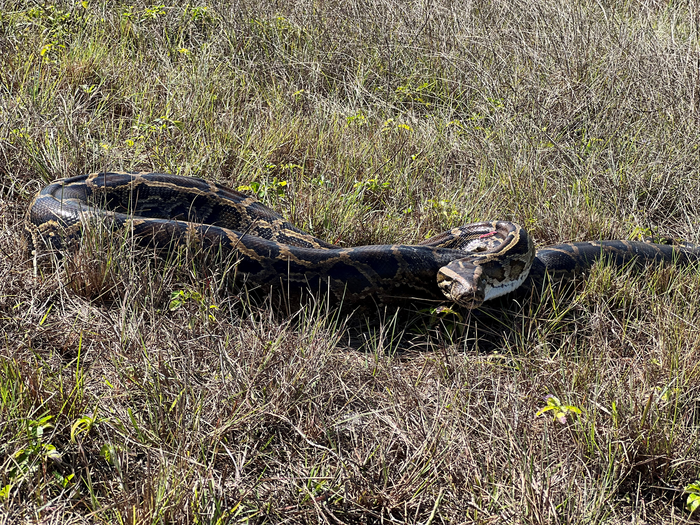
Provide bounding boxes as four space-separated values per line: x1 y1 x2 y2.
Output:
26 172 700 308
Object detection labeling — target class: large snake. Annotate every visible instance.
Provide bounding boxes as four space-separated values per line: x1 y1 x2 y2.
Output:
25 172 700 308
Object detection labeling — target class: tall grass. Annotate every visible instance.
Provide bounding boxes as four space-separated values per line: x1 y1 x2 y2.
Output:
1 0 700 522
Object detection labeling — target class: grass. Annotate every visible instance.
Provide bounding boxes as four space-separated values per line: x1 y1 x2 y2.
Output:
2 0 700 522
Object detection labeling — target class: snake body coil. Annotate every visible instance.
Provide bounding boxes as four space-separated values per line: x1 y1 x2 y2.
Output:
26 172 700 308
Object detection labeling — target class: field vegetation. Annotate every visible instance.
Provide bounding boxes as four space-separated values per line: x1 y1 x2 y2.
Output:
1 0 700 522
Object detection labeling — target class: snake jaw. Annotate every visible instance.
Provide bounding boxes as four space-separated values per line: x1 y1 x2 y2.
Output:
437 263 486 309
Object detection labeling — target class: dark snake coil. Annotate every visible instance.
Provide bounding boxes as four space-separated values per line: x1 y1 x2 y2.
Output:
26 172 700 308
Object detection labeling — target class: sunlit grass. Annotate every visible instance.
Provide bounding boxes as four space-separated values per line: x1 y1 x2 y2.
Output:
2 0 700 522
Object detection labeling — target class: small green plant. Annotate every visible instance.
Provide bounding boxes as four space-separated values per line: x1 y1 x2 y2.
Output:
187 5 211 23
11 415 61 480
149 115 184 134
237 177 288 200
346 111 368 127
121 5 135 20
430 305 463 322
121 4 166 23
169 288 219 327
536 395 582 424
380 118 413 134
169 288 204 311
53 471 75 488
685 481 700 516
394 79 441 109
99 443 120 465
655 384 679 402
353 178 390 193
39 41 65 63
426 198 460 222
420 305 466 338
351 177 391 205
143 4 166 20
71 413 98 443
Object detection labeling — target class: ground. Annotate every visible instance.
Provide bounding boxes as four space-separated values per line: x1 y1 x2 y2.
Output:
1 0 700 523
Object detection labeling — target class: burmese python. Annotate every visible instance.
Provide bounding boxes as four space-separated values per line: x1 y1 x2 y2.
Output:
26 172 700 308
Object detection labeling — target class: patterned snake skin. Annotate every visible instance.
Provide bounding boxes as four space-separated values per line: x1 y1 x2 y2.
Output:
26 172 700 308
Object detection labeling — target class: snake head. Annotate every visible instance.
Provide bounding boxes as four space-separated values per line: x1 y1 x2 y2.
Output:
436 222 535 309
437 261 488 308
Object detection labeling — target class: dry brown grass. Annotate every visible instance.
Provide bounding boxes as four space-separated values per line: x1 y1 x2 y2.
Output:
2 0 700 523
